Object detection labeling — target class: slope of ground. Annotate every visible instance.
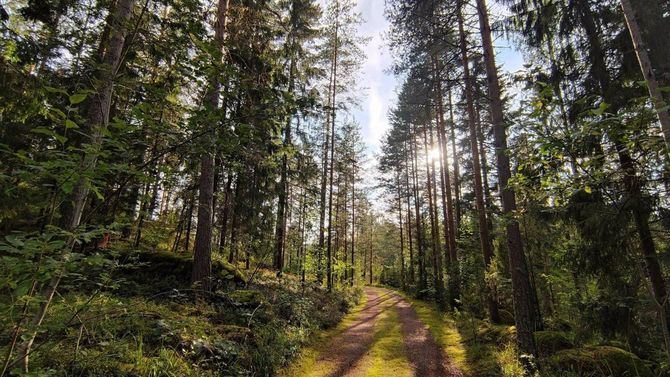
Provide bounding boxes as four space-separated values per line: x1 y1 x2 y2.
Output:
0 249 361 376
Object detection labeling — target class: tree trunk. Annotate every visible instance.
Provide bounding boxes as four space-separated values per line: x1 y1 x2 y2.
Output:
475 0 540 357
192 0 230 292
342 176 348 283
457 0 500 324
423 122 445 308
369 236 373 285
411 126 427 293
318 48 335 285
334 173 343 283
299 186 307 282
172 201 187 253
192 154 215 291
620 0 670 151
228 176 241 263
17 0 137 369
184 194 194 253
397 171 406 291
447 87 462 230
475 105 496 246
434 60 460 307
404 143 415 286
350 174 356 286
133 179 152 247
326 10 339 292
218 170 233 252
59 0 136 231
274 55 296 272
580 0 670 333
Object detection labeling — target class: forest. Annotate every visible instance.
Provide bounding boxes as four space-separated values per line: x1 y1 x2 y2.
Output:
1 0 669 375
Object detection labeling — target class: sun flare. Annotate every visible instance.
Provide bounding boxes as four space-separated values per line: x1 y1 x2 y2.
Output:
428 147 441 162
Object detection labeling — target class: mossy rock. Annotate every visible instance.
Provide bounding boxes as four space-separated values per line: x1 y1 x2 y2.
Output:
213 258 247 283
546 346 653 377
546 318 573 332
227 290 264 307
534 331 574 357
118 251 246 292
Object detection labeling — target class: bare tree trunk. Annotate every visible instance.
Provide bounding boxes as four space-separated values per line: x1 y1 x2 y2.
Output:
475 0 539 357
475 105 496 245
620 0 670 149
457 0 500 324
191 0 230 292
228 176 241 263
318 47 335 285
350 174 356 286
404 143 415 286
274 56 295 272
411 127 427 293
334 173 343 283
218 170 233 252
447 87 462 230
434 60 460 307
342 176 348 283
172 202 187 253
396 171 406 291
326 9 339 292
192 154 215 291
369 235 373 285
184 194 194 253
299 186 307 282
423 122 445 308
133 179 152 247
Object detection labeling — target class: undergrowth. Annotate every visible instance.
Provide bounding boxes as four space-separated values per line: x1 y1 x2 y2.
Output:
404 293 658 377
0 248 362 376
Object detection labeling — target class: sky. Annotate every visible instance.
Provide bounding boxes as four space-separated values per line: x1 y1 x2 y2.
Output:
350 0 525 156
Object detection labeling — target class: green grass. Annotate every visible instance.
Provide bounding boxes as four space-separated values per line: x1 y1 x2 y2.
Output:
402 294 525 377
402 295 471 373
356 304 412 377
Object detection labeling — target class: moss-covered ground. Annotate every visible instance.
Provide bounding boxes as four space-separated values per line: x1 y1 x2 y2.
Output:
1 249 361 376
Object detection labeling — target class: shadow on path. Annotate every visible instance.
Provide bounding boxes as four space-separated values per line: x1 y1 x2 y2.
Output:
316 287 399 377
314 287 463 377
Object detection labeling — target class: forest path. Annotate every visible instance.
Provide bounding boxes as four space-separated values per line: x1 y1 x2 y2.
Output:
284 287 463 377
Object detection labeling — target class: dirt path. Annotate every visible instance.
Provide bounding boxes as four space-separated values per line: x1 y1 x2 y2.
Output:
306 287 462 377
396 297 464 377
312 287 403 376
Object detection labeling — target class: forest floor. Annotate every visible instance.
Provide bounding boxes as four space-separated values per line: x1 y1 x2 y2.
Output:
282 287 464 377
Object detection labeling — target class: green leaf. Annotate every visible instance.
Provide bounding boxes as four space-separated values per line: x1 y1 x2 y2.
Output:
69 93 88 105
65 119 79 129
90 185 104 200
61 180 74 194
31 127 67 143
591 102 609 116
45 86 67 94
14 280 32 297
